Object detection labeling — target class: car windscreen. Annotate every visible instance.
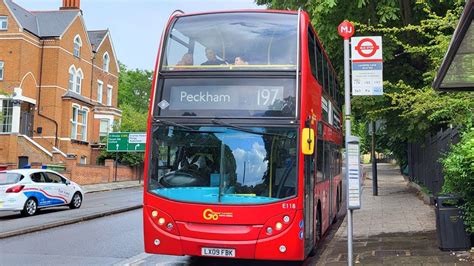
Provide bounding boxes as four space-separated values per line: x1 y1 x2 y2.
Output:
0 173 23 185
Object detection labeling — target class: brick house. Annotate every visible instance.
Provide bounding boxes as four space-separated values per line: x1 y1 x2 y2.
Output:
0 0 121 169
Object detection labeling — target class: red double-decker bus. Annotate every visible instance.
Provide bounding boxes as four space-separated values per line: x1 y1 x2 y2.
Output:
143 9 343 261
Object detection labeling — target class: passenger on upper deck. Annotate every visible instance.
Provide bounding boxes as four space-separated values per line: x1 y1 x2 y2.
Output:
234 56 248 65
176 53 193 66
201 48 225 65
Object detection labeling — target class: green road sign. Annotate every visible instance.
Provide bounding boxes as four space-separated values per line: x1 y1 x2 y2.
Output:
107 132 146 152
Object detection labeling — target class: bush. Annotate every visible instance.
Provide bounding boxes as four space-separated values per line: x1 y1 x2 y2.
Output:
441 128 474 232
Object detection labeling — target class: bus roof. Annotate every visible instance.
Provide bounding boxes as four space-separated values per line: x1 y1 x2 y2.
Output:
173 9 299 18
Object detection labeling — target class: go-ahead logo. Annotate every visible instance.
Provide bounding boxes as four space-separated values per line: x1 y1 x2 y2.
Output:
203 209 233 221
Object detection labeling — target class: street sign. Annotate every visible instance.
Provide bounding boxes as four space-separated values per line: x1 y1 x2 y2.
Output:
351 36 383 96
347 136 361 210
338 20 354 40
107 132 146 152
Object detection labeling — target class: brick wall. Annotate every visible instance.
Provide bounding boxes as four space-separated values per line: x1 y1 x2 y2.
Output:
64 158 139 185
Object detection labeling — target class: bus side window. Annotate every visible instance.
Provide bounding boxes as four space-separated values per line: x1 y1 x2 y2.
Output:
316 42 323 86
316 139 324 182
308 27 317 79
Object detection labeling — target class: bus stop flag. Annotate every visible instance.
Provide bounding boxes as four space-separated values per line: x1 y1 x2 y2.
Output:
351 36 383 96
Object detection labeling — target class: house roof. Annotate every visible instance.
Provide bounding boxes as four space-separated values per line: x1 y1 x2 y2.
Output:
87 30 108 52
5 0 80 37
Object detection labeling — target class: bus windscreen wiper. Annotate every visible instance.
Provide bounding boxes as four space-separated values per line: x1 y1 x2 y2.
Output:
211 119 289 138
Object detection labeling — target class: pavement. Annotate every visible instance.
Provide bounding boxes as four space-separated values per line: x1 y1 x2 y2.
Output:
82 180 143 193
316 163 473 265
0 180 143 239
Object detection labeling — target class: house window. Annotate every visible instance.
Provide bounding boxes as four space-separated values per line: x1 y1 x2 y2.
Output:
81 108 88 141
106 85 113 106
97 80 103 103
75 69 83 94
73 35 82 57
0 100 13 133
0 61 4 80
0 16 7 30
103 52 110 72
80 156 87 164
68 65 75 91
71 105 79 139
99 119 110 143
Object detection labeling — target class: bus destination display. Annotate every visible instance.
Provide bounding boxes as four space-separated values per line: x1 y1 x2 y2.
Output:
169 86 285 111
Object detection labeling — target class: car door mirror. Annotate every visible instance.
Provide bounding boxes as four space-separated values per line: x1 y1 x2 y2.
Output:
65 180 71 185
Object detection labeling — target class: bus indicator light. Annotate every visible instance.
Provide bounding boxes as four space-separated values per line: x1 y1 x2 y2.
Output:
154 239 160 246
283 216 290 223
151 211 158 217
167 223 174 230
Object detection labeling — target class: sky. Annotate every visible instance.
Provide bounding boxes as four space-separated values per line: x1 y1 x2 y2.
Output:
15 0 265 70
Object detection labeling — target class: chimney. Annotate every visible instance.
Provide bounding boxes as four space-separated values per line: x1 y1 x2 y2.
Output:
60 0 81 10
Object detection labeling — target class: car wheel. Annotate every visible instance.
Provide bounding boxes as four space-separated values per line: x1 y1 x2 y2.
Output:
69 192 82 209
21 198 38 217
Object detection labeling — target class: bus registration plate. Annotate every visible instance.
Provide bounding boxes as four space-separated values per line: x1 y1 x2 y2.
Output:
201 247 235 257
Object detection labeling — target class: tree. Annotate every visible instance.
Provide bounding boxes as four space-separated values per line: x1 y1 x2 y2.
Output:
118 62 153 113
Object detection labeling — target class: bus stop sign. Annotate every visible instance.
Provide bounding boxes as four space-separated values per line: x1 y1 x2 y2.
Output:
338 20 354 40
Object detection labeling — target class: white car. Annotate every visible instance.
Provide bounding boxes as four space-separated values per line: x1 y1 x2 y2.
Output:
0 169 84 216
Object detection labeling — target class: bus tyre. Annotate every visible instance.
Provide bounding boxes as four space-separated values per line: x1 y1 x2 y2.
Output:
69 192 82 209
21 198 38 217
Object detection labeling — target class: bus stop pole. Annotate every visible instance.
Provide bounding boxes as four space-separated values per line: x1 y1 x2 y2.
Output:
343 37 354 266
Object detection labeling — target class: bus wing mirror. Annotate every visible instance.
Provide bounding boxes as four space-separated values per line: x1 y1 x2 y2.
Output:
301 128 315 155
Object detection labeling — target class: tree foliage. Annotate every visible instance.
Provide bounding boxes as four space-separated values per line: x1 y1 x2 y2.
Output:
256 0 473 161
441 128 474 232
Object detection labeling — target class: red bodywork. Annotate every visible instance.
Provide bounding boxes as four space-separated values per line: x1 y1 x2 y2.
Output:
143 10 343 261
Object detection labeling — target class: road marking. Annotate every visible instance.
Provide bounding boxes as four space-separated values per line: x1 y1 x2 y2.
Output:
114 252 153 266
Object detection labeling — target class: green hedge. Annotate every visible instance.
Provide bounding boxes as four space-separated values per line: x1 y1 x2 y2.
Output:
441 128 474 233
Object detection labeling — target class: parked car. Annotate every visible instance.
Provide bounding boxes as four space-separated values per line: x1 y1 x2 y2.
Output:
0 169 84 216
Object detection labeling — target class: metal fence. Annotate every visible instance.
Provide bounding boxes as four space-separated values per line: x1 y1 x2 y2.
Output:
407 128 460 196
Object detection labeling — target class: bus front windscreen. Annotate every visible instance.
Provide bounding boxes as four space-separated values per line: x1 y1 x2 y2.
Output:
148 125 298 204
162 12 297 71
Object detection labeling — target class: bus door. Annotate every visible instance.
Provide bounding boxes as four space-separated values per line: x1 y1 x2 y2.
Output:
304 139 315 255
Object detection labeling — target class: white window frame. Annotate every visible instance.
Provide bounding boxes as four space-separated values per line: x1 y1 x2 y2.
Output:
0 16 7 30
0 100 13 133
71 104 80 139
99 118 110 142
75 68 83 94
103 52 110 72
73 35 82 57
81 107 89 141
0 61 4 81
106 85 113 106
97 80 103 103
68 65 76 91
80 156 87 164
